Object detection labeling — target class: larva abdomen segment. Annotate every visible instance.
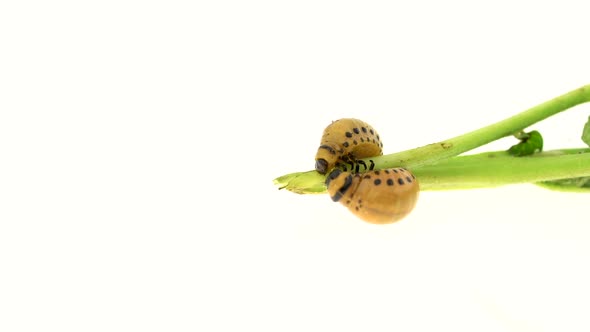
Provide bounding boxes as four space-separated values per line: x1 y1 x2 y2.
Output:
315 118 383 174
325 167 419 224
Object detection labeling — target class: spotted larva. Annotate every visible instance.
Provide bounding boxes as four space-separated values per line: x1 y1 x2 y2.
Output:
315 118 383 174
325 167 419 224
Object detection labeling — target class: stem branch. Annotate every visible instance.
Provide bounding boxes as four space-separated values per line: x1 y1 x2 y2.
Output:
274 85 590 194
413 149 590 190
274 149 590 194
374 84 590 169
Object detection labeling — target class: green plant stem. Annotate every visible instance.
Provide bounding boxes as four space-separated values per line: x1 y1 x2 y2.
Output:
274 85 590 194
274 149 590 193
413 149 590 190
374 84 590 169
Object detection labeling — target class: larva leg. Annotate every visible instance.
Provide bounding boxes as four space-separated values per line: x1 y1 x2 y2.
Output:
355 160 367 172
335 162 347 172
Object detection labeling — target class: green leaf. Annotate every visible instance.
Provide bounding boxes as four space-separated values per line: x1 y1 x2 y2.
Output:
582 116 590 147
536 176 590 193
508 130 543 156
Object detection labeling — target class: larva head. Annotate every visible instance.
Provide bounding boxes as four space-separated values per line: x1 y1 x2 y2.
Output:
315 142 343 174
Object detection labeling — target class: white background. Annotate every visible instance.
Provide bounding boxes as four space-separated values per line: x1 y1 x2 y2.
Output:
2 1 590 331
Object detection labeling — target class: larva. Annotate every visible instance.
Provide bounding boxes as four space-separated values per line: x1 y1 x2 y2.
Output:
315 118 383 174
325 167 419 224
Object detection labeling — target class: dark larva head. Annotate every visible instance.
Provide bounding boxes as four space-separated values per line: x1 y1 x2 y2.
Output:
315 159 329 174
329 167 419 224
315 143 342 174
315 118 383 174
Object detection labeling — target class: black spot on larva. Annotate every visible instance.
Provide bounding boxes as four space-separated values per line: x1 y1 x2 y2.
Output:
387 179 394 186
369 129 374 135
361 127 367 133
363 175 371 179
393 169 399 173
355 206 359 211
372 139 376 143
331 169 342 177
353 140 358 145
360 137 364 142
398 178 405 185
406 176 412 183
377 135 380 140
343 142 349 148
384 169 390 174
353 128 360 134
374 179 382 185
357 199 362 203
330 173 353 202
326 169 342 184
374 170 380 175
380 142 384 147
346 200 351 204
345 132 353 138
319 144 336 155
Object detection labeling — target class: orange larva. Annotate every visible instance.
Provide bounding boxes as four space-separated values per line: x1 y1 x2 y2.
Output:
315 118 383 174
325 167 419 224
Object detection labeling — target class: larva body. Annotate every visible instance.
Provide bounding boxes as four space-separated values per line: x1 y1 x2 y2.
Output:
325 167 419 224
315 118 383 174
